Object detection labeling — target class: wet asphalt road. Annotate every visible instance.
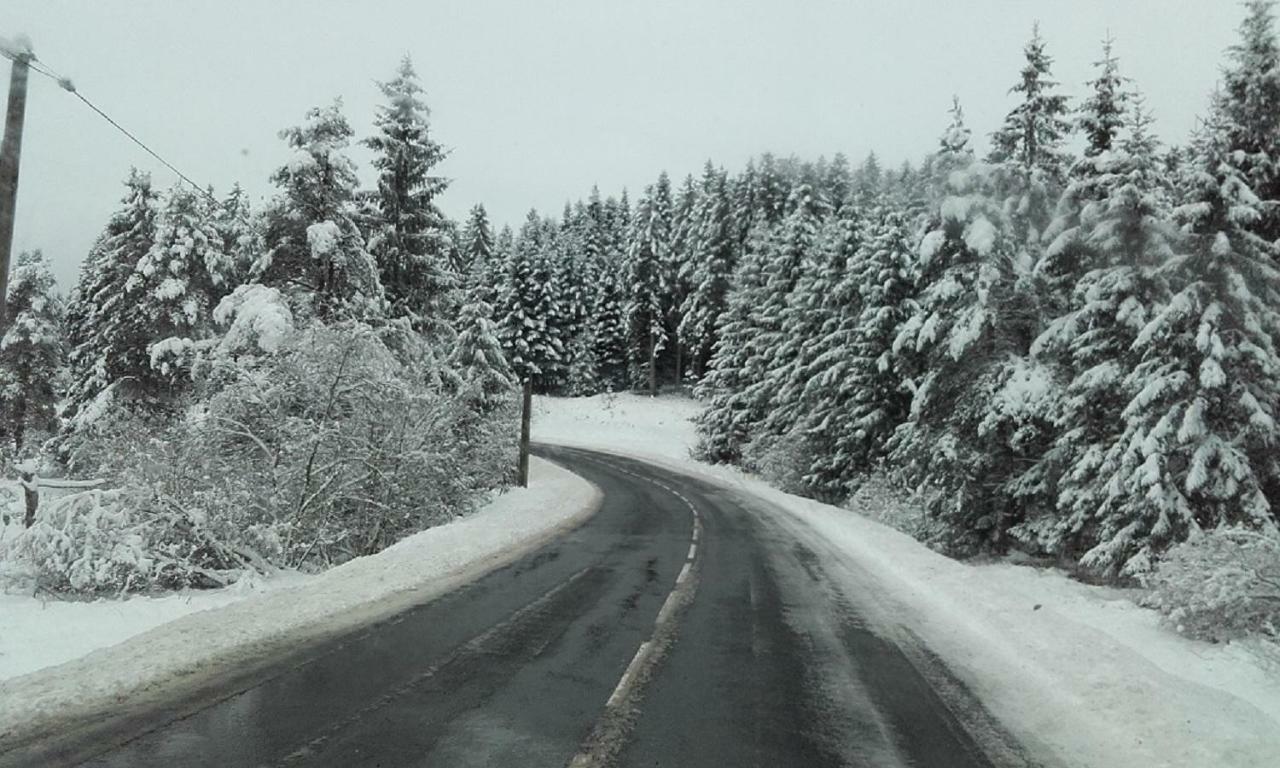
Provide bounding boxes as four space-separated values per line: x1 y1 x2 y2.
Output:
5 446 1017 768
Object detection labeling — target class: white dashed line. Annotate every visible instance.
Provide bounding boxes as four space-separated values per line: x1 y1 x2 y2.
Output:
565 453 704 767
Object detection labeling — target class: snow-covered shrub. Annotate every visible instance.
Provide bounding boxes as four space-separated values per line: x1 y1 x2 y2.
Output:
192 322 514 569
1146 527 1280 641
3 488 250 594
742 429 815 497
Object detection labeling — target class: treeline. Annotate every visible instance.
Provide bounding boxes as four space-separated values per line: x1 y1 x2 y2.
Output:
2 58 517 593
468 4 1280 583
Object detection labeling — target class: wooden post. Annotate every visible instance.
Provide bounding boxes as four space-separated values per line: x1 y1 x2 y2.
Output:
18 467 37 528
518 378 532 488
0 47 32 326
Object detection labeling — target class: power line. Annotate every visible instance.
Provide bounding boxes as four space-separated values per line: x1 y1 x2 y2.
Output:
8 47 224 208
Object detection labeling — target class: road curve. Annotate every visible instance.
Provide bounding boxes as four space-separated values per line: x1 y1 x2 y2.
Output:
3 446 1026 768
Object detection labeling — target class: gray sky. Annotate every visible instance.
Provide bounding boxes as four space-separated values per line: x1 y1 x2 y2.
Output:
0 0 1242 289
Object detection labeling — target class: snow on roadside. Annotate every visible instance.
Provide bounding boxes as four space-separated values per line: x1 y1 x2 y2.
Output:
0 457 599 742
535 393 1280 768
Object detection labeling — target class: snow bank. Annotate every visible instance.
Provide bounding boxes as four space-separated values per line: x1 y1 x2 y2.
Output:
0 457 599 744
534 394 1280 768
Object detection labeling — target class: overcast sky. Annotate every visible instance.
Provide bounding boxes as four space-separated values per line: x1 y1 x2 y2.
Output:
0 0 1243 288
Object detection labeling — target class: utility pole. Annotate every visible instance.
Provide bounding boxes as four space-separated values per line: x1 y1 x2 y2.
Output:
518 379 532 487
0 42 32 326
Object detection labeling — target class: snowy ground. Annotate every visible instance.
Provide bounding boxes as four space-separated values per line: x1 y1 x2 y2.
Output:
534 393 1280 768
0 457 599 743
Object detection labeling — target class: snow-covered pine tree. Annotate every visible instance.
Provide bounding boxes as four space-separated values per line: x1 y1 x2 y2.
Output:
747 183 832 444
989 25 1074 266
823 153 853 216
593 269 629 392
888 148 1043 555
678 164 736 380
1078 81 1280 576
666 173 699 383
750 203 861 495
782 206 916 501
65 169 159 417
261 100 384 320
850 152 883 208
448 299 515 411
695 222 775 463
217 183 260 284
461 204 497 306
1023 94 1180 563
1216 0 1280 243
0 250 64 451
730 160 758 250
625 186 670 395
754 154 791 227
135 184 234 383
1037 36 1131 318
363 56 455 339
497 211 563 391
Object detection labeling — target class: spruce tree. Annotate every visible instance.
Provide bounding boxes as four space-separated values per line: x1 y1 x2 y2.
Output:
1038 38 1131 316
1078 56 1280 575
989 24 1073 181
889 144 1039 554
135 184 233 382
65 169 159 416
678 165 736 380
461 204 497 305
784 207 916 500
0 251 63 451
989 25 1074 263
363 56 455 339
448 299 515 411
1024 98 1179 562
625 186 670 394
497 211 563 391
695 223 774 462
1217 0 1280 243
262 100 383 319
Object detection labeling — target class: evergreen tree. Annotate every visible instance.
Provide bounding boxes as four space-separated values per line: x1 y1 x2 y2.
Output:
0 251 63 451
1024 99 1179 562
1078 36 1129 159
461 204 497 305
989 25 1074 264
889 149 1041 555
1075 30 1280 574
787 207 916 500
65 169 159 416
746 183 831 441
1216 0 1280 243
261 100 383 319
217 183 260 283
667 173 699 382
363 56 455 338
625 186 670 394
989 24 1073 181
1037 39 1131 316
695 223 774 462
593 269 629 392
678 165 736 379
448 299 515 411
497 211 563 390
134 184 233 382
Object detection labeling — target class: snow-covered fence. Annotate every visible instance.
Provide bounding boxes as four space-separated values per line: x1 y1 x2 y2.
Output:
1 464 107 528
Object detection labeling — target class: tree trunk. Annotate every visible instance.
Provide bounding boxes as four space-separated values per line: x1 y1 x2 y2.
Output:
647 335 658 397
